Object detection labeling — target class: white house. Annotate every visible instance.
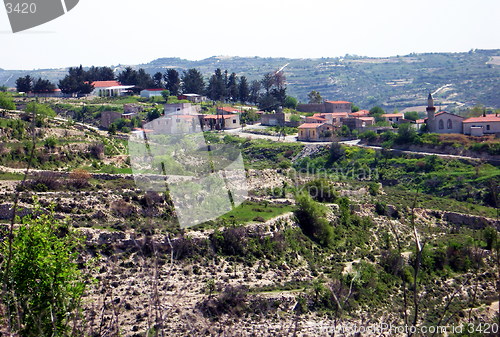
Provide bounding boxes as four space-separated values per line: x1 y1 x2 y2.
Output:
91 81 134 97
463 115 500 136
140 89 164 98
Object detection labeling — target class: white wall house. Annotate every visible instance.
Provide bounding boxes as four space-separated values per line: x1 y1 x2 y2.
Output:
140 89 164 98
91 81 134 97
463 115 500 136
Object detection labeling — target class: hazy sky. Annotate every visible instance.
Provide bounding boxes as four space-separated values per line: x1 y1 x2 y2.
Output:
0 0 499 70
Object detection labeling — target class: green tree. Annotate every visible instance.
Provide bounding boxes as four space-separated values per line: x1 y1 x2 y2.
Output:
25 102 56 126
369 106 385 115
227 72 239 102
238 76 249 103
32 78 56 93
207 68 226 101
181 68 205 95
294 193 334 246
0 92 16 110
164 69 181 96
1 204 86 336
153 72 164 89
85 66 115 81
249 80 261 104
404 111 419 121
284 96 298 109
58 66 94 96
161 89 170 101
15 75 33 93
396 123 418 144
307 90 323 104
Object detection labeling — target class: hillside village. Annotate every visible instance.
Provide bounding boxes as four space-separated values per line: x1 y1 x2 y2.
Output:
0 65 499 336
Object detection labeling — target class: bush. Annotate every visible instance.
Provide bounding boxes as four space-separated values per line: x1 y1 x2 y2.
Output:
302 179 338 203
0 203 86 336
111 200 136 217
199 285 248 318
294 193 334 246
360 130 377 142
368 182 380 196
89 142 104 159
68 168 91 188
0 92 16 110
374 201 387 215
29 172 61 191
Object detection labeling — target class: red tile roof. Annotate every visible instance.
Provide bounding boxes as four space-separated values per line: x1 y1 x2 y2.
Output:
463 115 500 123
350 110 370 117
434 111 463 118
307 116 327 121
325 100 351 104
91 80 121 88
202 114 237 119
381 113 403 118
298 123 326 129
218 107 242 113
324 112 350 117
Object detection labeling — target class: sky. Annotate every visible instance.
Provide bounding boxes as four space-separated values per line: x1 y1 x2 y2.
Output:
0 0 499 70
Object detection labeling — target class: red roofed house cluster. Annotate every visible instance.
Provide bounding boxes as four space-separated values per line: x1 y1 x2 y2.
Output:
425 93 500 136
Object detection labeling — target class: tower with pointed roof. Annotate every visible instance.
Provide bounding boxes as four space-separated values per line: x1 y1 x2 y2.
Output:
426 93 436 132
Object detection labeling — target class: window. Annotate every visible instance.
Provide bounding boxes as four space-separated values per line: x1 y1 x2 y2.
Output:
438 119 444 129
447 119 452 129
233 119 236 124
486 125 490 131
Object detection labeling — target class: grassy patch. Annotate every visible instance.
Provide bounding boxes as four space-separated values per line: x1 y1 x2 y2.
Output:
0 171 23 180
218 201 295 224
379 186 498 218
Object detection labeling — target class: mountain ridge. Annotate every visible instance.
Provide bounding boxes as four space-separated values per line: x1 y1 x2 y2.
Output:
1 49 499 110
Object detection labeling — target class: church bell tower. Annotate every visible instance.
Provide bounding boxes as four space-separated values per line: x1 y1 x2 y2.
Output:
426 93 436 132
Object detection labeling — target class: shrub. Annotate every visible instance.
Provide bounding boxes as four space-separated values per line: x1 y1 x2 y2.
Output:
111 200 136 217
368 182 380 196
329 143 345 163
29 172 61 191
294 193 333 246
374 201 387 215
89 142 104 159
360 130 377 142
0 92 16 110
482 226 498 250
68 168 91 188
302 179 338 203
0 203 86 336
199 285 248 318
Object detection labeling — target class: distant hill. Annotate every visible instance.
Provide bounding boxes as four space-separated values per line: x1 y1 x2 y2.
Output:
1 49 499 111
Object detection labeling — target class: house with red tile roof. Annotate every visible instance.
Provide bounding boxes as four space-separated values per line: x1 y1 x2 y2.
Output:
298 123 336 142
217 106 243 115
349 110 370 117
91 80 134 97
463 115 500 136
199 114 241 130
381 113 404 124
